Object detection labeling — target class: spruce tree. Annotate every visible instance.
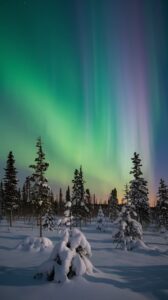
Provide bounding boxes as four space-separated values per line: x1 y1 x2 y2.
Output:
22 177 31 203
29 137 50 237
64 186 73 228
129 152 149 224
108 188 119 221
0 181 4 217
4 151 18 226
84 188 92 222
66 186 71 203
123 184 130 205
58 188 64 215
42 189 56 231
71 166 88 227
72 169 80 226
156 179 168 230
112 204 143 250
22 176 31 216
96 206 106 231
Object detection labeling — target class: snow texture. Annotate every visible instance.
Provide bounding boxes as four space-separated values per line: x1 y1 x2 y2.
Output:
0 220 168 300
17 236 53 252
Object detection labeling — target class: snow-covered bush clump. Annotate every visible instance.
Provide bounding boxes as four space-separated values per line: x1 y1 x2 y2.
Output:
34 228 93 283
17 236 53 252
57 215 74 232
112 205 144 250
42 211 56 231
96 206 106 231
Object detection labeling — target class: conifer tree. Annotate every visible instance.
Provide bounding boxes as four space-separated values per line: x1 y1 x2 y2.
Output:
66 186 71 203
156 179 168 229
129 152 149 224
92 193 97 217
4 151 18 226
17 188 21 215
22 176 31 215
64 186 73 228
22 177 31 203
108 188 119 221
96 206 106 231
0 181 4 217
71 166 88 226
58 188 64 215
42 189 56 231
29 137 50 237
84 188 92 221
123 184 130 205
112 204 143 250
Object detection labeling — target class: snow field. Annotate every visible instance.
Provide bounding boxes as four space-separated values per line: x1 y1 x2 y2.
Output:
0 220 168 300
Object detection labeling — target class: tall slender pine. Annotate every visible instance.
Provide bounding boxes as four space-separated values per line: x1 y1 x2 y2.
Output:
156 179 168 229
4 151 18 226
72 166 88 226
129 152 149 224
29 137 50 237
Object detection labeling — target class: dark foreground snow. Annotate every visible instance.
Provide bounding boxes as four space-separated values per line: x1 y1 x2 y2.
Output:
0 220 168 300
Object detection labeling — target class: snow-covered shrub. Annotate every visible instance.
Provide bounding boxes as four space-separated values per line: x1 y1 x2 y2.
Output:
17 236 53 252
112 205 144 250
57 215 74 230
34 228 93 283
42 210 56 231
96 206 106 232
56 186 74 232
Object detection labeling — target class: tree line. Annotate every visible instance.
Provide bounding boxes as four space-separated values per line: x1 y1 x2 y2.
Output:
0 138 167 237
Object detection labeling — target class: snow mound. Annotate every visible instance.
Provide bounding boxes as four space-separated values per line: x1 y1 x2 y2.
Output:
131 239 151 250
34 228 93 283
17 236 53 252
130 239 167 255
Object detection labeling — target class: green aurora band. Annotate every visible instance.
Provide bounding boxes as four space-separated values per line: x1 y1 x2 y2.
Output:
1 0 168 203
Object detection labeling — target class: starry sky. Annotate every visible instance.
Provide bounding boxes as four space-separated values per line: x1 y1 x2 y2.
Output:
0 0 168 204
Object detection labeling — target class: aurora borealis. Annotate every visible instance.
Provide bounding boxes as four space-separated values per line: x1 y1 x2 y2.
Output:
0 0 168 203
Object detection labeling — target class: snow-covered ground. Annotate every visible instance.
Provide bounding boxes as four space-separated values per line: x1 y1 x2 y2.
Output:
0 220 168 300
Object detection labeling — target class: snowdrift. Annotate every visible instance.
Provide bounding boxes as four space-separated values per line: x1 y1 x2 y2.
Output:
17 236 53 252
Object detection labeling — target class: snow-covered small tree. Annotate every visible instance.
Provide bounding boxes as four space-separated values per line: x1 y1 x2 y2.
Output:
112 204 143 250
29 137 50 237
96 206 106 231
108 188 119 221
64 186 73 228
156 179 168 230
34 228 93 283
58 186 73 230
4 151 18 226
129 152 149 224
42 209 55 231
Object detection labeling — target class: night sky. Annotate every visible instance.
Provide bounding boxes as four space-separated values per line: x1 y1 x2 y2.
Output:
0 0 168 203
